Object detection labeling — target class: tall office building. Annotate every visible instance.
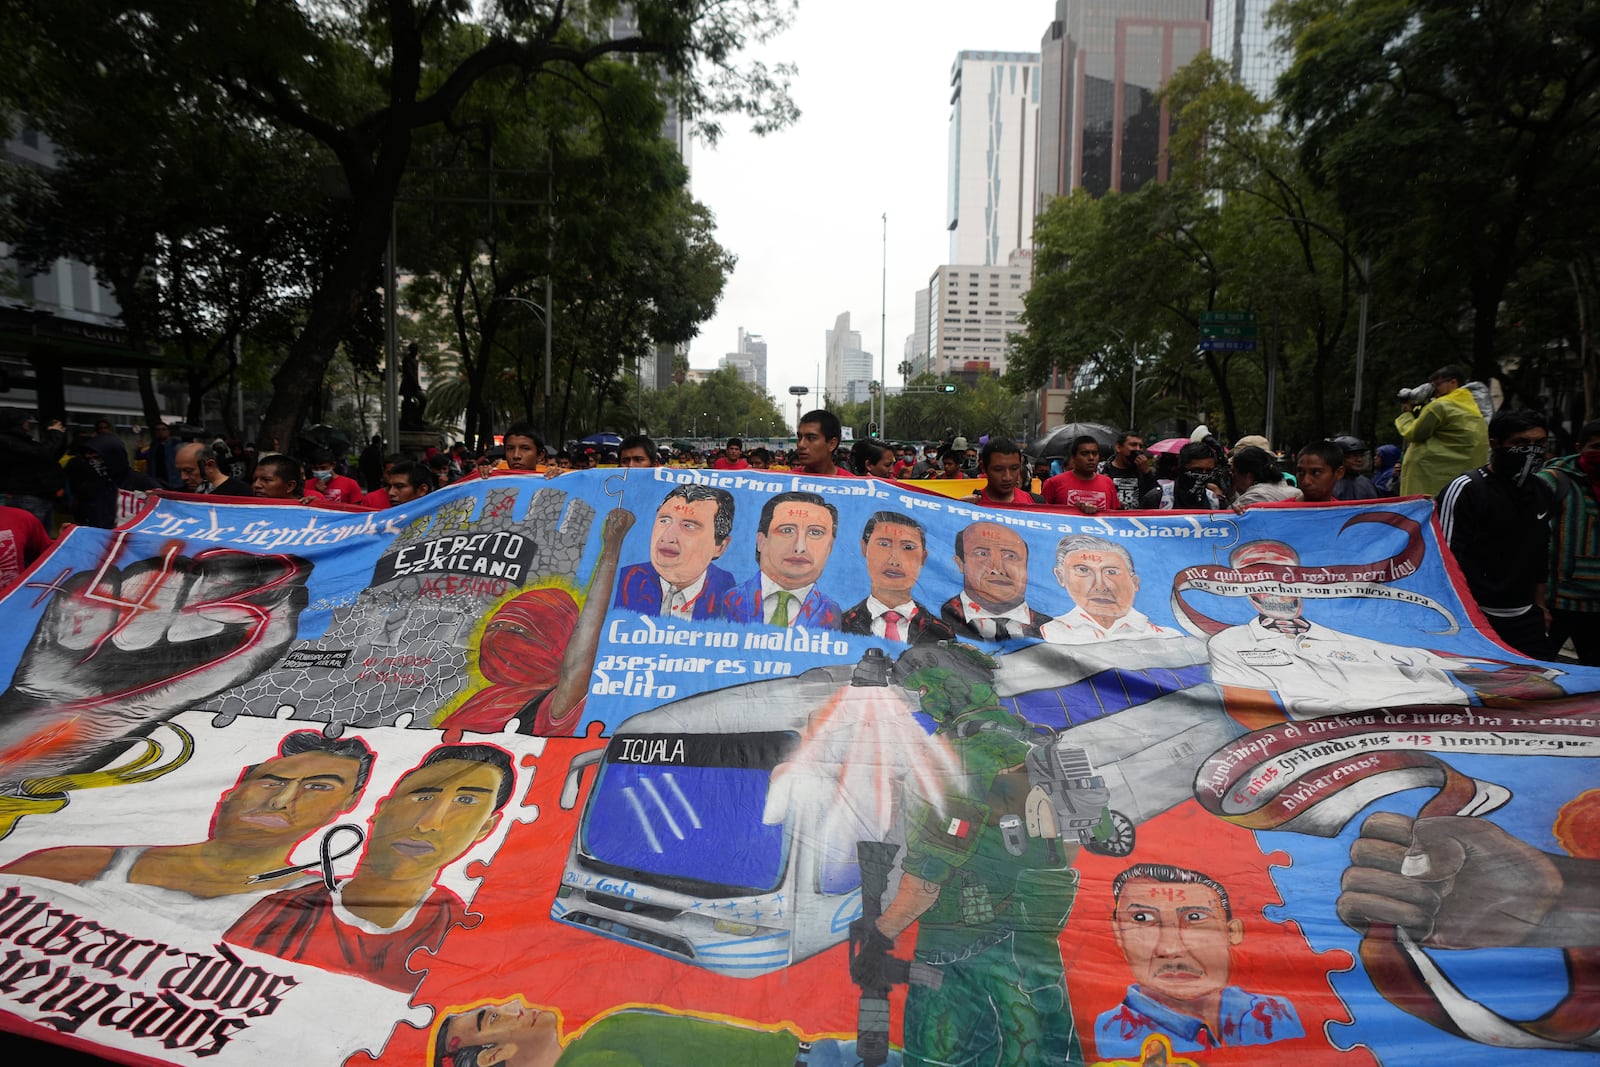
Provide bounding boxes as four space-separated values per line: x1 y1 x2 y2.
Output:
824 312 875 406
1212 0 1291 101
947 52 1041 266
719 328 767 388
736 327 767 391
1036 0 1209 206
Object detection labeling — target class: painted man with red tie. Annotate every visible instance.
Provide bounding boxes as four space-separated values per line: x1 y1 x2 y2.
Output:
840 512 954 644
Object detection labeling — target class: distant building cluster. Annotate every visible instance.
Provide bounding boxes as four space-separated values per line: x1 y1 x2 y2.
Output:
899 0 1288 388
719 328 768 390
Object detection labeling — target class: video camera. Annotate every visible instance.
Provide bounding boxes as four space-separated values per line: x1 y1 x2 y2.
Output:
1398 382 1435 406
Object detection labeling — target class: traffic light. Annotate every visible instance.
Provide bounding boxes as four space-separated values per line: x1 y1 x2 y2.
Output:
940 384 956 393
867 422 879 438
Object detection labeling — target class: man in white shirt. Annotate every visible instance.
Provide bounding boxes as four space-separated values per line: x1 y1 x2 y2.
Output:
1042 534 1174 643
721 491 842 628
840 512 955 643
939 521 1051 641
613 485 736 621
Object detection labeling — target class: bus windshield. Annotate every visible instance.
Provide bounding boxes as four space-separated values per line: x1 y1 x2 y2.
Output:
579 731 796 897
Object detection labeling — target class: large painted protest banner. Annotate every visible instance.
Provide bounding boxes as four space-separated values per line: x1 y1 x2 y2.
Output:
0 467 1594 1067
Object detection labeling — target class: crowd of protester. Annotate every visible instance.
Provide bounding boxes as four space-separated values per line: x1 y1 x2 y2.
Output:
1 366 1595 665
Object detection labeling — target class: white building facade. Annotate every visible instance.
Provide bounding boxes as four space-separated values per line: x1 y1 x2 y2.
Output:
926 251 1031 380
825 312 875 406
947 51 1042 267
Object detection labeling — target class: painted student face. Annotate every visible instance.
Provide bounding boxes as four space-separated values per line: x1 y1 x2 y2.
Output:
757 501 835 588
363 758 504 882
650 497 725 588
862 522 927 604
215 751 361 845
958 523 1029 612
1113 878 1243 1015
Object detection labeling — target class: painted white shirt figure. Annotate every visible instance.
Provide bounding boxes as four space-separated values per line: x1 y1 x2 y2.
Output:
1207 617 1469 716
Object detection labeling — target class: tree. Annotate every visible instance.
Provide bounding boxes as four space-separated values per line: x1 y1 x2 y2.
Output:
400 51 735 447
637 369 787 440
12 0 797 448
874 376 1029 444
1274 0 1600 383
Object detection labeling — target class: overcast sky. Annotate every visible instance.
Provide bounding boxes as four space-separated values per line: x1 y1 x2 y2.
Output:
683 2 1055 426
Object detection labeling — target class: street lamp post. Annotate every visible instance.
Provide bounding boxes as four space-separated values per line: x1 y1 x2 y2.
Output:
788 385 809 432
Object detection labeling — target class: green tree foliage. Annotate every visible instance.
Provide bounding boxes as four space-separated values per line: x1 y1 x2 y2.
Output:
1012 55 1437 447
636 368 787 440
401 51 734 447
848 376 1029 444
1273 0 1600 390
8 0 796 447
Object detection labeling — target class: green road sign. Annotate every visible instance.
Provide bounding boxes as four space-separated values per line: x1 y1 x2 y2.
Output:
1198 310 1258 324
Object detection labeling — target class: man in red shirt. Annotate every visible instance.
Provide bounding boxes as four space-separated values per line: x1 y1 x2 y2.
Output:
968 438 1043 507
0 505 50 596
1043 436 1120 514
305 453 363 505
363 451 404 507
795 410 852 476
712 437 749 470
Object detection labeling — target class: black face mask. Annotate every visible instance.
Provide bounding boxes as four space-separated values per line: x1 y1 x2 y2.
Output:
1493 444 1544 486
1181 469 1214 494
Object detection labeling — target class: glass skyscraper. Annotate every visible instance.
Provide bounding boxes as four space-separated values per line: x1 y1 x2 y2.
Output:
1037 0 1210 205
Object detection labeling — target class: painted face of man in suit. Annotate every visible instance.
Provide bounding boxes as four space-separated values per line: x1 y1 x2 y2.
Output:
650 497 725 589
958 523 1030 613
863 522 926 605
757 501 835 589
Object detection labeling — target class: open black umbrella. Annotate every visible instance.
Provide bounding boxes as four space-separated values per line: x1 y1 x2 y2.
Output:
1027 422 1118 458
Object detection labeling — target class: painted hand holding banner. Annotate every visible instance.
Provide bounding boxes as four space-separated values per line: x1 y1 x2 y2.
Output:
0 468 1595 1066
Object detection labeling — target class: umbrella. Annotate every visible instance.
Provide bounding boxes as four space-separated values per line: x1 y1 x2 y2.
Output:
1027 422 1118 458
580 432 623 448
1146 437 1190 456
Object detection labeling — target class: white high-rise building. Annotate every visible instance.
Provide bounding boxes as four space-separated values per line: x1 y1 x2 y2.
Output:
947 51 1041 266
825 312 874 406
907 287 932 378
926 251 1031 380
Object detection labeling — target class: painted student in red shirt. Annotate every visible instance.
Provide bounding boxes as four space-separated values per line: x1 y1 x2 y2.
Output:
1042 436 1120 514
226 744 513 993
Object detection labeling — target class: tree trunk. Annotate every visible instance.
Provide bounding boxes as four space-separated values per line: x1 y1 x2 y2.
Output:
256 138 409 450
137 367 163 431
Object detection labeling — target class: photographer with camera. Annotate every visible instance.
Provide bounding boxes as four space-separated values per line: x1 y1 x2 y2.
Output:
1395 365 1489 498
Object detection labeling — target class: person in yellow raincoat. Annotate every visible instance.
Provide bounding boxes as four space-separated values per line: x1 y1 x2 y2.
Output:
1395 365 1488 498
